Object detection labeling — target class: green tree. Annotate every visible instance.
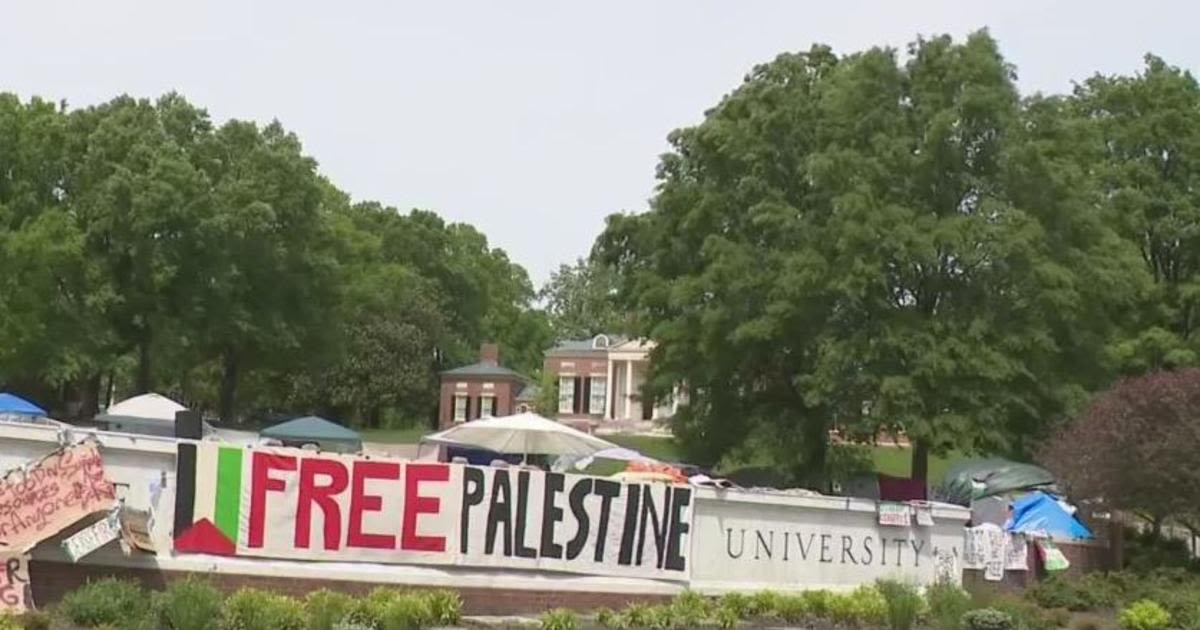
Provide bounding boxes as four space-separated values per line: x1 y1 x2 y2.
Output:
1075 55 1200 371
538 257 625 339
597 32 1142 483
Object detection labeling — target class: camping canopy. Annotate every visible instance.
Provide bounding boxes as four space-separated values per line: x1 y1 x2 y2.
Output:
0 393 46 416
423 412 616 456
97 393 188 437
934 458 1056 506
260 416 362 453
1007 491 1093 540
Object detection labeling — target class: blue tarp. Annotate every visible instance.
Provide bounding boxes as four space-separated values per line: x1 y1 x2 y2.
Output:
0 393 45 416
1007 491 1092 540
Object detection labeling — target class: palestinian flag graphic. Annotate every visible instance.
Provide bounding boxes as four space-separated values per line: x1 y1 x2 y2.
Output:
173 442 243 555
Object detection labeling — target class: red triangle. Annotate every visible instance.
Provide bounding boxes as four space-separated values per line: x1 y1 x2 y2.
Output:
174 518 236 556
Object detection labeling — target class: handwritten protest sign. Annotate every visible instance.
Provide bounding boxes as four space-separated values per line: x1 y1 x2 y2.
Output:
62 512 121 562
0 555 30 613
0 443 117 553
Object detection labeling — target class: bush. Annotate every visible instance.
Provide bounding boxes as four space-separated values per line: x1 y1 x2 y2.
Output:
16 611 51 630
1026 574 1121 613
0 616 19 630
670 592 711 627
718 593 752 619
749 591 779 618
596 608 628 630
1119 601 1171 630
219 588 305 630
155 577 224 630
877 581 922 630
622 603 653 628
423 590 461 626
962 609 1014 630
985 596 1068 630
714 606 739 630
58 578 148 628
828 587 887 626
304 590 356 630
926 581 974 630
380 594 431 630
540 608 580 630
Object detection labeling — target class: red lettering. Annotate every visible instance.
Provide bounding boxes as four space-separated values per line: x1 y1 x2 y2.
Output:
347 461 400 549
248 452 297 548
400 463 449 552
295 458 349 550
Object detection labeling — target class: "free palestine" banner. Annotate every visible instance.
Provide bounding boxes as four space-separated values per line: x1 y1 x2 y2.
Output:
173 444 693 580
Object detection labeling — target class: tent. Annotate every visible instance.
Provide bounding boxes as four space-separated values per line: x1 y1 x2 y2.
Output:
260 416 362 454
1007 491 1093 540
0 393 46 416
97 393 189 437
422 412 616 457
934 458 1056 506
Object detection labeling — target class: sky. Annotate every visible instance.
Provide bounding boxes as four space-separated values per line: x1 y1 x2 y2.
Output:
4 1 1197 285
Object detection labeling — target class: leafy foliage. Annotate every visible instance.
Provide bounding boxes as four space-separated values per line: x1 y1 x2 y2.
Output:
876 581 922 630
595 31 1143 482
539 609 580 630
1119 601 1172 630
218 588 305 630
154 577 223 630
1041 369 1200 524
58 578 148 628
962 609 1015 630
539 257 625 339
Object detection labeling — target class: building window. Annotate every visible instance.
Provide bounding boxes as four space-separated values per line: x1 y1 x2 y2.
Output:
453 396 468 423
589 377 607 415
558 377 574 414
480 395 496 418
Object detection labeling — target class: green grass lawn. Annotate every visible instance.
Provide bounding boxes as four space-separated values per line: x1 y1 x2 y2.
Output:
358 425 431 444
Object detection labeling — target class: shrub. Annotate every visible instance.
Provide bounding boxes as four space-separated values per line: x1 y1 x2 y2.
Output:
381 594 432 630
714 606 739 630
670 592 710 627
332 622 375 630
58 578 147 628
1070 614 1104 630
749 591 779 618
304 590 356 630
219 588 305 630
623 603 653 628
718 593 752 619
16 611 51 630
962 609 1014 630
0 615 19 630
985 596 1067 630
926 581 974 630
1119 601 1171 630
826 587 887 626
774 595 809 622
423 590 461 626
877 581 922 630
155 576 224 630
596 608 628 630
540 608 580 630
801 590 833 618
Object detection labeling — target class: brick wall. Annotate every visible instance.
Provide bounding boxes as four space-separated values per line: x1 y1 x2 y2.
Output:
963 539 1114 596
437 379 520 429
29 561 672 615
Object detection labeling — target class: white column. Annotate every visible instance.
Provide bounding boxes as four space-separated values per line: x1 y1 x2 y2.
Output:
624 359 634 420
605 358 616 421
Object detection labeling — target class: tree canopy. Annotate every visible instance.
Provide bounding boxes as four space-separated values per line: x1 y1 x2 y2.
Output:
596 31 1148 482
0 93 550 428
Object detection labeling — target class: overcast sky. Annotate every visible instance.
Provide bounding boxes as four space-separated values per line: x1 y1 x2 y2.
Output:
4 1 1196 285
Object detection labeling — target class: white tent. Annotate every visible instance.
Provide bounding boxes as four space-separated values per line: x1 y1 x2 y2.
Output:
97 393 188 437
422 412 617 457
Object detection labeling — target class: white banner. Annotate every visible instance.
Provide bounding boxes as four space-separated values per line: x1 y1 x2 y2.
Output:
175 446 693 581
62 512 121 562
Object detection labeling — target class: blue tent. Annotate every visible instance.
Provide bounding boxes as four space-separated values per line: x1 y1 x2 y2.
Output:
0 393 46 416
1007 491 1092 540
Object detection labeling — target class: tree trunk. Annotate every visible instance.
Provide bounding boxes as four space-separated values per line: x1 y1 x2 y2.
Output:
219 349 239 424
135 335 154 393
911 440 930 481
80 373 102 419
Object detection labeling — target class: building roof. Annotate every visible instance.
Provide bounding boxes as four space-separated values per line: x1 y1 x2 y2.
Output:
440 362 527 379
546 334 629 355
515 383 540 402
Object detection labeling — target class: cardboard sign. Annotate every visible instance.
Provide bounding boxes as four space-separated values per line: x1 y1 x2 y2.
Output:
0 443 117 552
0 555 30 613
174 444 694 580
62 512 121 562
877 503 910 526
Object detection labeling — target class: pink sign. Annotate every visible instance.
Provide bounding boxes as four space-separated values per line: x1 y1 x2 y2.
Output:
0 555 30 613
0 443 117 553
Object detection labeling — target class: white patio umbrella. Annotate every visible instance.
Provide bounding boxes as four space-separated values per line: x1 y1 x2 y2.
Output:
422 412 617 457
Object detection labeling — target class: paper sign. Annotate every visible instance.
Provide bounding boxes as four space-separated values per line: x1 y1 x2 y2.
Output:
0 442 117 552
878 503 910 526
62 512 121 562
0 555 30 613
120 508 155 553
914 505 935 527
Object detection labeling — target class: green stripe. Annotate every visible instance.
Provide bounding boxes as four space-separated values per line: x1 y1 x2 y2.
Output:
214 447 243 544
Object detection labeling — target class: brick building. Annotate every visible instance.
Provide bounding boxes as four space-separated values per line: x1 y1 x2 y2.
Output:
436 344 531 429
543 333 679 428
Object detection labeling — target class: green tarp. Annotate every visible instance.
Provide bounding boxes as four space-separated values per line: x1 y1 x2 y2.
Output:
260 416 363 454
934 458 1056 506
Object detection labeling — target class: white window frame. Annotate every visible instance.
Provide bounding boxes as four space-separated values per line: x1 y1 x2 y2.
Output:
558 376 575 414
480 395 496 418
453 396 468 423
588 377 607 415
